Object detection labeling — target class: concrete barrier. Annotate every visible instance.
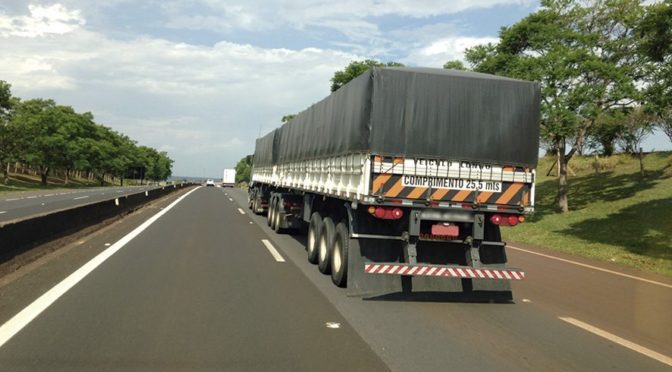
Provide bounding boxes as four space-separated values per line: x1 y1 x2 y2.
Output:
0 183 196 265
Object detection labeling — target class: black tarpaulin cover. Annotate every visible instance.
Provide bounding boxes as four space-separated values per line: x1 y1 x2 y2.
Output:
253 67 540 168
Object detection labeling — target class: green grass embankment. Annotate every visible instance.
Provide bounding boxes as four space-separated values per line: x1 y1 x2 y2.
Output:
0 173 136 194
502 151 672 276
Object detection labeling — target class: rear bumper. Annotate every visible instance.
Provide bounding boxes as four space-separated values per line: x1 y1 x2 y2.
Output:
364 263 525 280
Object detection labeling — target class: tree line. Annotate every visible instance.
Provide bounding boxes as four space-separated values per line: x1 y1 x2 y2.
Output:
328 1 671 213
0 81 173 186
237 0 671 214
446 0 671 212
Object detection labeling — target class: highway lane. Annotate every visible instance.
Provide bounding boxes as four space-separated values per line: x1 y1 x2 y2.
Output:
0 185 161 223
0 187 669 371
0 187 386 371
223 188 671 371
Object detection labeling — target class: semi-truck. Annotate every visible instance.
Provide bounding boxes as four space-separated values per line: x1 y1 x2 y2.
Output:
248 67 540 298
222 169 236 187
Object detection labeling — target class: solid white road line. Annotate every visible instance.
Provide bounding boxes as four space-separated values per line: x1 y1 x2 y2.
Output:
559 317 672 367
237 208 245 215
5 198 20 201
73 196 89 200
508 245 672 289
26 196 37 199
261 239 285 262
0 186 201 349
0 211 6 214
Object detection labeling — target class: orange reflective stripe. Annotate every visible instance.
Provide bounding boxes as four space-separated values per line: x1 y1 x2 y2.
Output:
372 174 391 193
476 192 494 203
496 183 523 205
393 157 404 165
431 189 449 200
452 190 472 202
384 179 405 197
406 187 428 199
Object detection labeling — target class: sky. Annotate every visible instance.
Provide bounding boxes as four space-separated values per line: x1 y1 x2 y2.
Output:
0 1 669 178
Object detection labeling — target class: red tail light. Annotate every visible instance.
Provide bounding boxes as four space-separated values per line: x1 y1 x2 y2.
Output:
369 206 404 220
490 214 503 225
491 214 524 226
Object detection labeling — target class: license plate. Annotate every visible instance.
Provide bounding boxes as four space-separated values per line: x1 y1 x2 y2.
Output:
431 223 459 237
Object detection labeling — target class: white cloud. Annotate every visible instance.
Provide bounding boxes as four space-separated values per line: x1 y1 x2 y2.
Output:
0 4 360 176
0 4 85 38
402 36 499 67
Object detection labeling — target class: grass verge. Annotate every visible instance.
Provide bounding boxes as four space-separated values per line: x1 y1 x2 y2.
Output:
502 151 672 277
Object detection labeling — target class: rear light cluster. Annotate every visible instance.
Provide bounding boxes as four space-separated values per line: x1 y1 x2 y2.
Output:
368 206 404 220
490 214 525 226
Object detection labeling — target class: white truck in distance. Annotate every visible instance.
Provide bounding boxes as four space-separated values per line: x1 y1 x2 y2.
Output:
222 169 236 187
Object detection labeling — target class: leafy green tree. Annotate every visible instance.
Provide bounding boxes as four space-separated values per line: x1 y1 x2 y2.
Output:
637 0 672 142
281 114 296 123
465 0 645 212
0 81 24 184
12 99 71 185
330 59 405 92
442 60 466 70
616 107 655 154
235 155 253 184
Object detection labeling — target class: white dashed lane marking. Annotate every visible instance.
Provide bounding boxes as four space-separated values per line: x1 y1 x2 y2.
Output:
560 317 672 367
261 239 285 262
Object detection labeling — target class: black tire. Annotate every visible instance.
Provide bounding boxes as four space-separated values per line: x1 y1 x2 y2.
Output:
307 213 322 264
267 196 274 227
318 217 335 274
273 199 283 233
330 222 349 287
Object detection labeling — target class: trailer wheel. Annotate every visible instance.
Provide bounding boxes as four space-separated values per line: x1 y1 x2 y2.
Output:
252 198 259 214
318 217 335 274
273 199 283 233
330 221 349 287
267 196 275 227
307 213 322 264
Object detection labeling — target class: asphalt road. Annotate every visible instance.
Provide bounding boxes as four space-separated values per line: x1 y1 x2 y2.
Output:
0 187 670 371
0 186 159 223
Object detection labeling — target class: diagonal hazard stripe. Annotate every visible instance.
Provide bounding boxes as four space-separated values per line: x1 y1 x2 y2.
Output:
476 191 494 203
406 187 428 199
372 174 391 194
384 179 405 197
452 190 472 202
431 188 449 201
496 183 523 205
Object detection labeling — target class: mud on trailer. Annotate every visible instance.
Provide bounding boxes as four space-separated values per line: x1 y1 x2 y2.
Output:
248 67 541 299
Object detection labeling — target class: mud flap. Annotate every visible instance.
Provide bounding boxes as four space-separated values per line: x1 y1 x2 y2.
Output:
346 238 513 301
346 238 404 297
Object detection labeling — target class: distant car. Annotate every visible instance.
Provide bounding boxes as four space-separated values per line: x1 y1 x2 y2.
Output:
206 179 215 187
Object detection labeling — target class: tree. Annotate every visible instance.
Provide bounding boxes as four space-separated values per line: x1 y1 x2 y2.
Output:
330 59 405 92
637 0 672 142
465 0 645 212
443 60 467 70
616 107 655 154
281 114 296 123
235 155 253 184
11 99 73 185
0 81 24 184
